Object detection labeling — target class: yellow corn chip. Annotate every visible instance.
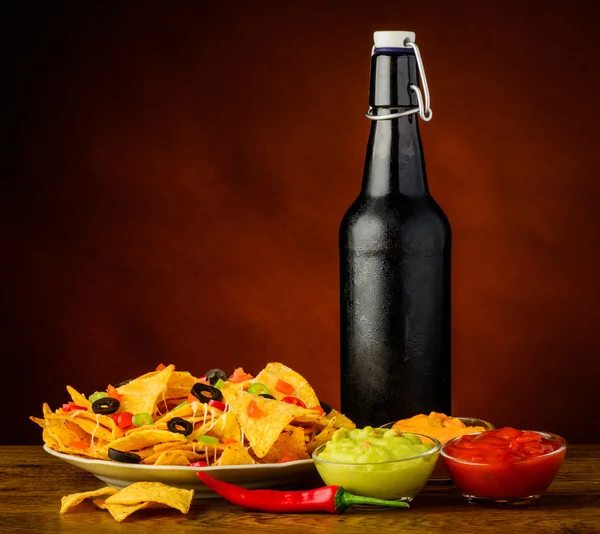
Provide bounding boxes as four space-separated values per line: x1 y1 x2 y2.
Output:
116 365 174 416
66 386 92 409
252 362 320 408
166 371 197 391
325 409 356 430
196 411 242 443
104 482 193 514
221 388 308 458
124 423 168 435
47 412 115 443
96 499 154 522
153 450 191 465
102 429 185 453
218 443 256 465
60 486 119 514
259 425 309 463
307 421 337 454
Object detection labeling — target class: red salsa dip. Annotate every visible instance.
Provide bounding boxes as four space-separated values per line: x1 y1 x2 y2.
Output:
441 427 566 501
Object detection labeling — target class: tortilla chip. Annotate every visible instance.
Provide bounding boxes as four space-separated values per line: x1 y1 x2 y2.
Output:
104 482 193 514
307 421 337 454
292 412 329 427
258 425 309 463
102 429 185 454
60 486 119 514
66 386 92 409
221 388 307 458
325 409 356 430
152 450 191 466
142 443 214 465
217 443 256 465
116 365 174 416
96 500 154 522
124 423 169 435
166 371 197 391
252 362 320 408
203 411 242 442
52 413 116 443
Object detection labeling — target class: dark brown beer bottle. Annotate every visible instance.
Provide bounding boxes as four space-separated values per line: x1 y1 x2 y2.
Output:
340 31 451 427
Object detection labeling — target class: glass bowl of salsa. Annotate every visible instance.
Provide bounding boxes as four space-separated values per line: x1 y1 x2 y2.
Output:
440 427 567 505
312 427 441 501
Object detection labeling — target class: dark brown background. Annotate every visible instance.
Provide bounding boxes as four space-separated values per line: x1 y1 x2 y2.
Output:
4 1 600 445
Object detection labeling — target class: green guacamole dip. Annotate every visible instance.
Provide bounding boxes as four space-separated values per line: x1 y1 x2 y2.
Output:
313 427 440 500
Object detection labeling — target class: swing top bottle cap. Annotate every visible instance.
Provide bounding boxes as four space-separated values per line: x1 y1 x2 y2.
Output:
373 31 416 49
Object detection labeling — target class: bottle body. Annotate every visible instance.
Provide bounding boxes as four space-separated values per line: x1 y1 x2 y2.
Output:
339 42 451 427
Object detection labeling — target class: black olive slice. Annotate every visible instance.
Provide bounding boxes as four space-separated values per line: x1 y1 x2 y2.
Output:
91 397 120 415
319 401 332 415
191 383 223 403
204 368 228 385
167 417 193 436
108 448 141 464
113 378 133 388
259 393 276 400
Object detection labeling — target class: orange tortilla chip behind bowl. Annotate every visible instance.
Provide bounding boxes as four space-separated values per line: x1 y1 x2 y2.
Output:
380 415 494 483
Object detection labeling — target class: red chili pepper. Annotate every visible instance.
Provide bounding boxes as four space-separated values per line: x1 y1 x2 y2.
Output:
281 396 306 409
195 471 410 513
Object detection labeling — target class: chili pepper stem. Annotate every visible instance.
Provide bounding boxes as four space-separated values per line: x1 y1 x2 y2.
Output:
334 487 410 512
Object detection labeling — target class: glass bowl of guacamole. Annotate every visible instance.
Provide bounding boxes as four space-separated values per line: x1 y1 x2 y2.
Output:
312 427 441 501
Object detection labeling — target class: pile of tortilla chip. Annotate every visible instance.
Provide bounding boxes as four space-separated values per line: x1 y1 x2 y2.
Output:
60 482 193 522
31 362 355 466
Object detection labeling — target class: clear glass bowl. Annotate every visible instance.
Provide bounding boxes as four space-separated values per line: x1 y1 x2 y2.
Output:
312 432 441 502
440 430 567 505
380 417 494 483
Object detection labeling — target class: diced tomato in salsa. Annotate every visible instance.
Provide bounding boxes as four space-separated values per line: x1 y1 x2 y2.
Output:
441 427 566 499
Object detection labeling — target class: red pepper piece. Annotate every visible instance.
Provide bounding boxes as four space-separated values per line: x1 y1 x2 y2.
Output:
229 367 254 383
62 403 88 412
208 399 227 412
189 461 208 467
281 396 307 409
247 400 265 418
195 471 410 513
106 384 122 401
274 379 295 395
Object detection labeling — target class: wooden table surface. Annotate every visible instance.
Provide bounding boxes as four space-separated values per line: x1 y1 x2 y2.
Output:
0 445 598 533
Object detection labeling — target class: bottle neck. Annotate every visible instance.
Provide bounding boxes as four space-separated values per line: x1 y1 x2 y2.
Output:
361 50 429 198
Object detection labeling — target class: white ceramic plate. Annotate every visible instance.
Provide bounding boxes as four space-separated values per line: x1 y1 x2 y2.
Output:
44 445 316 499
